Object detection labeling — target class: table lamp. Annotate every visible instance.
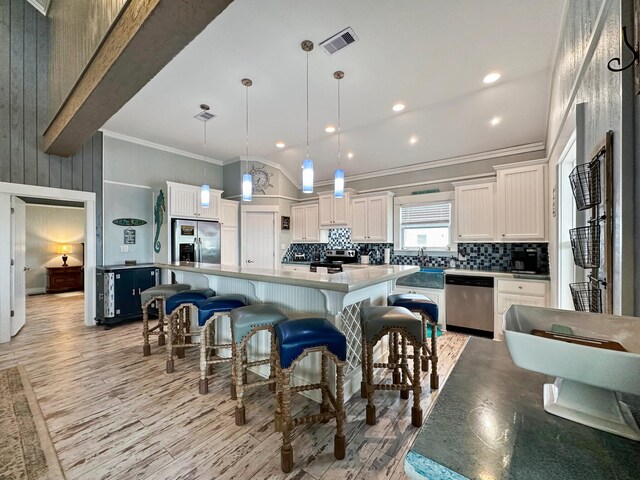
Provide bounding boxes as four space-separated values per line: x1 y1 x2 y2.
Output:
56 244 73 267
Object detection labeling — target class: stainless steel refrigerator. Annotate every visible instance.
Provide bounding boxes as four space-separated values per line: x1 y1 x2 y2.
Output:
172 219 221 263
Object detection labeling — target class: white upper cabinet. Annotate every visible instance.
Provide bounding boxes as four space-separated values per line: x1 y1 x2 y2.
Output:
452 160 547 243
453 180 496 242
350 192 393 243
291 203 328 243
318 192 351 228
167 181 223 221
496 163 546 241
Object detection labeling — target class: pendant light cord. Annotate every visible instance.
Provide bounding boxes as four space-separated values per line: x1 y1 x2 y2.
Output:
306 50 309 160
245 84 249 173
337 76 341 167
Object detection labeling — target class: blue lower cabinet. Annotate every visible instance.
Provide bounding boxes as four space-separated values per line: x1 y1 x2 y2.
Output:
96 264 158 326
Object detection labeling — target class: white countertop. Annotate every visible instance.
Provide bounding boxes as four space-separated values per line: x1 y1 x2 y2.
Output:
444 268 550 281
158 261 419 293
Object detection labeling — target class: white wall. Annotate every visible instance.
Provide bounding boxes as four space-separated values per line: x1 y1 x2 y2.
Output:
25 205 85 293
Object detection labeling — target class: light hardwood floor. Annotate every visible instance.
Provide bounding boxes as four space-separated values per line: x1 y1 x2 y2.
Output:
0 294 468 480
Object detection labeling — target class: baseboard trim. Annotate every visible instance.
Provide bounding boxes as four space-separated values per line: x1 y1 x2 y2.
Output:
27 288 46 296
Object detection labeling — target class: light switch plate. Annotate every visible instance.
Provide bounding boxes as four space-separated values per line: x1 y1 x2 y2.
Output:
120 245 128 253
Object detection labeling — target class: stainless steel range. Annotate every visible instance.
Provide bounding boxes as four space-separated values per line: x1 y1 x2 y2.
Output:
309 249 357 274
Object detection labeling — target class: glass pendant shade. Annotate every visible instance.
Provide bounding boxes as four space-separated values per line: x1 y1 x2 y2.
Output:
334 169 345 198
302 159 314 193
200 184 210 207
242 173 253 201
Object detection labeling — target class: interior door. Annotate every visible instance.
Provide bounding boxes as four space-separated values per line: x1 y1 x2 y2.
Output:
242 211 275 269
10 197 26 336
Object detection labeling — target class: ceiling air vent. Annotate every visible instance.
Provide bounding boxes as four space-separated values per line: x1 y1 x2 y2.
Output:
194 104 215 122
320 27 358 55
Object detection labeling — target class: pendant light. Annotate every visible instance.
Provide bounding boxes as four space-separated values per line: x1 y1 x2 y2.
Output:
334 70 345 198
199 103 211 207
241 78 253 202
301 40 314 193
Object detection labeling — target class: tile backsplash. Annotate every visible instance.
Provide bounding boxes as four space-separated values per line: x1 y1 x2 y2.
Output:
282 228 549 273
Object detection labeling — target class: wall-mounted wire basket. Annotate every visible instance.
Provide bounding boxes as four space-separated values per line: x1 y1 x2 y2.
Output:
569 225 601 268
570 280 602 313
569 159 601 211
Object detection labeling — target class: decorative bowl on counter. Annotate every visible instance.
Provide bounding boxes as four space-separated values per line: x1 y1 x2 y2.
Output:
503 304 640 440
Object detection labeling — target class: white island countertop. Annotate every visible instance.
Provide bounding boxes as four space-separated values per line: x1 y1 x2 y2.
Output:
158 261 419 293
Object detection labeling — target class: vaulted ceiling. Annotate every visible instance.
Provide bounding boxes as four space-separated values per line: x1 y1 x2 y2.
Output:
103 0 566 184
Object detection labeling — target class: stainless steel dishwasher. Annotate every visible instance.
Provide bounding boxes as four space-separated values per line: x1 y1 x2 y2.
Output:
445 275 494 333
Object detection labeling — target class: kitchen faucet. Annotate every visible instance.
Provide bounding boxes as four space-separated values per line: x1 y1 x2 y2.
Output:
418 247 426 266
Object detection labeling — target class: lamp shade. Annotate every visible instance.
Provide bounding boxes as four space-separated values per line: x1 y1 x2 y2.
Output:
334 169 344 198
56 244 73 254
201 184 210 207
242 173 253 201
302 159 314 193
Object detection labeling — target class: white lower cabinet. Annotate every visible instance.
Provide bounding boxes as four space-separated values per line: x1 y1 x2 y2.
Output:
494 278 548 340
392 286 446 331
280 264 309 272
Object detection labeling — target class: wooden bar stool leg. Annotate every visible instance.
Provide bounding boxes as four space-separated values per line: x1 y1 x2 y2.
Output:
360 321 368 399
320 352 330 422
235 343 246 426
165 312 175 373
230 341 238 400
274 359 283 433
365 343 376 425
142 301 151 357
411 342 423 427
421 313 429 372
268 329 277 392
392 332 402 385
242 345 248 384
157 298 166 346
280 369 294 473
430 320 440 389
207 321 216 375
400 335 409 399
334 360 346 460
199 320 209 394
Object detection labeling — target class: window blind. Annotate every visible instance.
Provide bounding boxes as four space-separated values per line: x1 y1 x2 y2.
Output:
400 202 451 226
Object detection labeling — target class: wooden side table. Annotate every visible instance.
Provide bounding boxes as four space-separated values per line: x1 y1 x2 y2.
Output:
46 266 84 293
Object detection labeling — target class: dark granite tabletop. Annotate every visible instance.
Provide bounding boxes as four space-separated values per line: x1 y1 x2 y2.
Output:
406 337 640 479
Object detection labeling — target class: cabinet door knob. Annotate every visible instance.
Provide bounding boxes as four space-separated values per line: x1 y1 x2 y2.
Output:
518 286 523 289
502 234 505 237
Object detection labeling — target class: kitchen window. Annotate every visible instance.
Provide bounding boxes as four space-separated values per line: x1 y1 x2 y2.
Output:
394 193 454 253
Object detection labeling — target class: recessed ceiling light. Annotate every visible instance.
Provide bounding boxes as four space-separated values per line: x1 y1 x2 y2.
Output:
483 72 501 84
409 136 418 144
490 117 501 126
347 152 354 159
392 103 405 112
325 125 336 133
275 142 286 148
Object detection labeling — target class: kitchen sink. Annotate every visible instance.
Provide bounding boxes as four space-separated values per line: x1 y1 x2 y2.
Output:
396 267 445 289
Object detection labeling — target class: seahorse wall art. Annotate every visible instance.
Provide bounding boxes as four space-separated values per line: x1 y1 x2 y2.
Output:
154 190 166 254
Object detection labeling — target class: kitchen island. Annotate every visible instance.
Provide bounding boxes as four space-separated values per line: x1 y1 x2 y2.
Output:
157 261 419 400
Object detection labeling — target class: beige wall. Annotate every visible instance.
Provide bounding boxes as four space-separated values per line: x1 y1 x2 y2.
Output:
25 204 85 293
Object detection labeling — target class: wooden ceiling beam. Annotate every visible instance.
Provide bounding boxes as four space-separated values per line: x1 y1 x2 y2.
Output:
43 0 233 156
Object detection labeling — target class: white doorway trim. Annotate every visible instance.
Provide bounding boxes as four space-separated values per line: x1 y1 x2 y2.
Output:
240 204 279 269
0 182 97 343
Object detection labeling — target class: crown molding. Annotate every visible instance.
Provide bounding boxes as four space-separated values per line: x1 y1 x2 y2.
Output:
100 129 224 165
314 141 545 187
225 156 299 187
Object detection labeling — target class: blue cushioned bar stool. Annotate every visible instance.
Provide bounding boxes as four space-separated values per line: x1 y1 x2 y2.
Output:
387 293 440 389
229 304 288 425
360 306 424 427
197 294 248 394
274 318 347 473
140 283 190 356
164 288 215 373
